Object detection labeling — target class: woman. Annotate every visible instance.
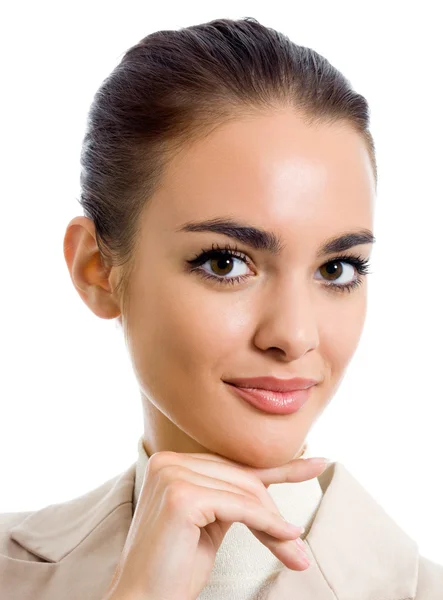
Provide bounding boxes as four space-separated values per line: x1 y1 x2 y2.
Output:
0 16 441 600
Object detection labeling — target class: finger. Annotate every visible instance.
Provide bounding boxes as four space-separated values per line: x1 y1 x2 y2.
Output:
260 531 310 571
171 450 329 487
256 458 330 487
187 484 309 570
154 463 263 504
153 464 305 559
149 452 281 517
153 463 280 523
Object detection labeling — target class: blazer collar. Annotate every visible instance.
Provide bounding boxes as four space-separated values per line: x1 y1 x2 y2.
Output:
9 461 419 600
266 462 419 599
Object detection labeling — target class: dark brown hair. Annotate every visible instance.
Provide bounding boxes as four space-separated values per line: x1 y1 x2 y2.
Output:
77 16 377 314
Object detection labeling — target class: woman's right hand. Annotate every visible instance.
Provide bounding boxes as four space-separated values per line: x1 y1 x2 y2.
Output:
102 449 329 600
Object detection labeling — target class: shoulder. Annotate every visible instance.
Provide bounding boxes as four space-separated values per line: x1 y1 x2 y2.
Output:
0 462 136 563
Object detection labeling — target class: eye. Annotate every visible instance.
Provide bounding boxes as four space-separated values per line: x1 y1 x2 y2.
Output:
315 254 372 293
201 253 249 279
186 243 372 292
187 244 252 286
317 261 355 285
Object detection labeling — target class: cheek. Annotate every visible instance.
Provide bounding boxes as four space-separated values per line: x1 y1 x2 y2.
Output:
320 294 367 370
127 274 251 382
160 287 250 370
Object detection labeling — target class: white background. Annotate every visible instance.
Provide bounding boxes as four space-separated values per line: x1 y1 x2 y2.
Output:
1 1 441 565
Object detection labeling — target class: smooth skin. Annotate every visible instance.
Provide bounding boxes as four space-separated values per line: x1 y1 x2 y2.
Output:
63 107 375 597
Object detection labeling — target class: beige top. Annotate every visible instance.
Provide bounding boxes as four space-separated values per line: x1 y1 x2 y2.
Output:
2 434 438 598
132 436 324 599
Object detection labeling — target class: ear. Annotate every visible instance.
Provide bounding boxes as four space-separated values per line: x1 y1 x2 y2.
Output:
63 216 121 319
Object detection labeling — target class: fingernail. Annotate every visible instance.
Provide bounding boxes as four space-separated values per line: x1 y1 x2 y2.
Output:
295 537 307 550
299 555 310 568
285 522 305 534
306 457 331 467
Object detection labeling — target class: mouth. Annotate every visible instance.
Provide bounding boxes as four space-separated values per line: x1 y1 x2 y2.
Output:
222 375 319 393
224 382 314 415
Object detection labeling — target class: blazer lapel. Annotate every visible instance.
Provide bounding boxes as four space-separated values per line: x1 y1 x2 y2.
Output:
266 462 419 600
2 463 136 600
2 460 419 600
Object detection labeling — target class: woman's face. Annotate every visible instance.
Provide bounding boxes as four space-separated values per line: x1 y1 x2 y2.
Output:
70 108 376 469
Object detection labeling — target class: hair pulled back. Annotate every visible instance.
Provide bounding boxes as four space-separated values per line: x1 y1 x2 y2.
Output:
78 16 377 312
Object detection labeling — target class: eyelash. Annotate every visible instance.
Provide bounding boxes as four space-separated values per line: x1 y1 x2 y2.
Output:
186 242 373 294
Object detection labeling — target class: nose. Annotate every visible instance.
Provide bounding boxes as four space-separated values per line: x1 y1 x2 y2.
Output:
252 278 320 361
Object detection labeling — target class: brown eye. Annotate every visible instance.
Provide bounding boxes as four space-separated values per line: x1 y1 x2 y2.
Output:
186 245 253 286
209 256 235 277
318 260 355 285
319 261 344 281
201 254 250 280
188 246 371 292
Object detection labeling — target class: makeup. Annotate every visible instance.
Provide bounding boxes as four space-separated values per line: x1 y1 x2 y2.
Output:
224 383 312 415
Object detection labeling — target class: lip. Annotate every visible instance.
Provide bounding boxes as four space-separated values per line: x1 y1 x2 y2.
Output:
224 382 313 415
222 376 319 393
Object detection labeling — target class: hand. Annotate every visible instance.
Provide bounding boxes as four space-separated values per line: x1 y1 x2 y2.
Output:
102 450 329 600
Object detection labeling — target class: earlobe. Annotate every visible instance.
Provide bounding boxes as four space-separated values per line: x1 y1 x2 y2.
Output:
85 282 122 320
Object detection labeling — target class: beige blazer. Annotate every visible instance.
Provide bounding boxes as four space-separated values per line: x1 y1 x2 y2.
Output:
1 460 442 599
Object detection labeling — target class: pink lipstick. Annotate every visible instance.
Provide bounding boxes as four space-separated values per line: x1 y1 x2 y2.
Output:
223 376 318 415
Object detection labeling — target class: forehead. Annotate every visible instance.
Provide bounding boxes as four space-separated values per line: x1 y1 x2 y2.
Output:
146 109 375 245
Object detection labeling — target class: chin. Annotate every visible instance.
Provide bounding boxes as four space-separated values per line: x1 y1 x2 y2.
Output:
222 440 303 470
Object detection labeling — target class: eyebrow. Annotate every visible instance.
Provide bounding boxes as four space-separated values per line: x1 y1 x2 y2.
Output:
176 217 375 258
